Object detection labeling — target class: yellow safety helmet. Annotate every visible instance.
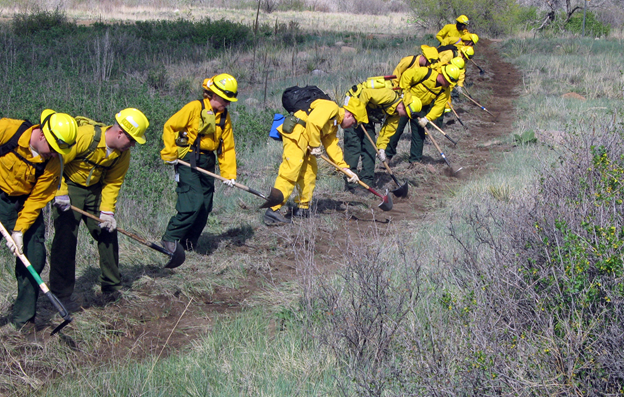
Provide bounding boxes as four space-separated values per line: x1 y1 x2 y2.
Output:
450 57 465 70
421 45 439 64
40 109 78 155
441 64 461 84
402 93 423 119
470 33 479 45
203 73 238 102
460 46 475 59
115 108 149 144
456 15 469 25
343 96 369 124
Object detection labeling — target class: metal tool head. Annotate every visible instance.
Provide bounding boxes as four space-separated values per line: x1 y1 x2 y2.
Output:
259 187 284 209
377 189 393 211
51 318 73 336
164 241 186 269
390 181 409 198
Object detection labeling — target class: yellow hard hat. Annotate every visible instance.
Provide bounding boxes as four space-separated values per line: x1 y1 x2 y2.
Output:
456 15 469 25
441 64 461 84
470 33 479 45
402 93 423 119
343 96 369 124
40 109 78 155
203 73 238 102
460 46 475 59
115 108 149 144
450 56 465 70
420 45 439 64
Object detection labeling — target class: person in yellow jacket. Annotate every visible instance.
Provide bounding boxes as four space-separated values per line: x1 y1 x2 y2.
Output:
391 45 440 88
49 109 149 305
160 73 238 251
439 32 479 48
436 15 470 45
343 81 422 191
385 65 461 163
0 110 77 330
264 96 368 224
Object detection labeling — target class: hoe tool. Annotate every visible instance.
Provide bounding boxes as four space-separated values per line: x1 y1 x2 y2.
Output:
71 206 185 269
320 155 393 211
426 119 458 146
424 126 462 175
0 220 72 335
359 125 408 197
469 58 486 75
177 160 283 209
460 91 495 119
447 101 467 131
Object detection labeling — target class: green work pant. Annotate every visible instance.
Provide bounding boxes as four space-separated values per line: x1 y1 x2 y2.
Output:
50 181 120 297
0 192 46 328
343 123 377 187
386 103 438 163
162 151 215 246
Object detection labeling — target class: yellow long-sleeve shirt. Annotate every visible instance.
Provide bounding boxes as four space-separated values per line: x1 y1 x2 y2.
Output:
399 67 451 122
0 119 61 233
355 88 402 150
160 98 237 179
437 49 466 87
391 55 422 88
57 124 130 213
436 24 468 45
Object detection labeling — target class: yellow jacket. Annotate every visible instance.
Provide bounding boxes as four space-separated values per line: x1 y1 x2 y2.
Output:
436 49 466 87
399 67 451 122
282 99 348 168
0 119 61 233
160 98 237 179
58 124 130 213
391 55 422 88
356 88 402 150
436 24 468 44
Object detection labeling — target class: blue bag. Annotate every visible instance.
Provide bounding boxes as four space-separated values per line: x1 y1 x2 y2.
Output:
270 113 285 141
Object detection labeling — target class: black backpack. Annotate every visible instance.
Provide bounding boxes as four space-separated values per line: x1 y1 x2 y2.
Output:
282 86 331 114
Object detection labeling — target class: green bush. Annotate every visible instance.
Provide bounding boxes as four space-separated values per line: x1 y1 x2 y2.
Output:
565 11 610 37
12 8 77 36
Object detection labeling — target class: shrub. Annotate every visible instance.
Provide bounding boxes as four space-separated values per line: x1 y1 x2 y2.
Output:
12 8 76 36
565 11 611 37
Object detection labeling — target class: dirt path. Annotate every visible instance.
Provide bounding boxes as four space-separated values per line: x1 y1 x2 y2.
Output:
1 39 521 393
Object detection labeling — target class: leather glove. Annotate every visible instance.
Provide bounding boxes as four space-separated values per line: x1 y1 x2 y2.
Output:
99 211 117 232
165 159 178 165
343 168 360 184
455 86 463 95
309 146 323 158
6 231 23 255
377 149 387 162
223 179 236 188
418 117 429 128
53 195 71 212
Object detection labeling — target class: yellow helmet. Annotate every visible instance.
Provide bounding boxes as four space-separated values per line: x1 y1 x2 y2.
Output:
441 64 461 84
456 15 469 25
460 46 475 59
420 45 439 64
115 108 149 144
40 109 78 155
470 33 479 45
450 57 465 70
203 73 238 102
343 96 369 124
402 93 423 119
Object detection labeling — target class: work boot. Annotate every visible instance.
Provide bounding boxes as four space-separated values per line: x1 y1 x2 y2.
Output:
161 240 178 254
58 295 80 313
292 207 310 218
264 208 291 226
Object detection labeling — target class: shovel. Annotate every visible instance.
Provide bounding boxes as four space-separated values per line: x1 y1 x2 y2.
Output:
460 91 495 119
359 124 408 197
320 154 392 211
424 126 462 175
71 206 185 269
447 101 468 132
0 220 72 335
426 119 458 145
177 160 283 209
469 57 486 75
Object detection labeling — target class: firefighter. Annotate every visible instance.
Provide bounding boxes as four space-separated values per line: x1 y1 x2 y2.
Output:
436 15 470 45
391 45 440 88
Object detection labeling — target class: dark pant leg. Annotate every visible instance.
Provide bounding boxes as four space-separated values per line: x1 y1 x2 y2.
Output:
184 152 215 246
359 123 377 186
385 116 409 158
343 126 361 190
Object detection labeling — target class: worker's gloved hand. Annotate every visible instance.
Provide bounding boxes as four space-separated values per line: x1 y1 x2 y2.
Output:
223 179 236 188
309 146 323 158
6 231 23 255
455 86 463 95
418 117 429 128
343 168 360 184
53 195 71 212
377 149 387 162
99 211 117 232
165 159 178 165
